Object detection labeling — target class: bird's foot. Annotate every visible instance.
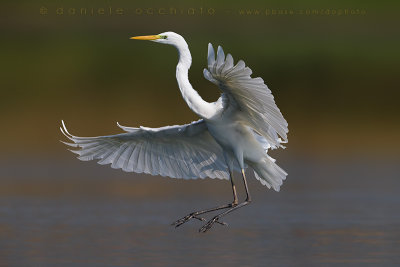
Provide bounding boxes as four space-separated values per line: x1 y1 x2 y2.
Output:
171 212 206 228
199 216 228 233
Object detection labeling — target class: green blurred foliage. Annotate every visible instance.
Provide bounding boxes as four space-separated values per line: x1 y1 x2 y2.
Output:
0 0 399 155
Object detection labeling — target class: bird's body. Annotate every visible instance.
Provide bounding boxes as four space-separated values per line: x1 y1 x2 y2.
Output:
208 121 261 165
61 32 288 232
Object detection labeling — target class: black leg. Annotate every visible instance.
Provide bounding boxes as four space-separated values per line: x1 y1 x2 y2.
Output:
199 169 251 233
172 169 238 228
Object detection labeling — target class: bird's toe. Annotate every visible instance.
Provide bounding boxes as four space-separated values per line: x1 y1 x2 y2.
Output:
199 216 227 233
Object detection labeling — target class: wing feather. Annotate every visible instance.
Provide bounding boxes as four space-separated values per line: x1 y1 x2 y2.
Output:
204 44 288 148
122 144 134 172
61 120 229 180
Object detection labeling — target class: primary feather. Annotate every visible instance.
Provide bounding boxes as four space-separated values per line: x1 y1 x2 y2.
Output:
60 120 230 179
204 44 288 148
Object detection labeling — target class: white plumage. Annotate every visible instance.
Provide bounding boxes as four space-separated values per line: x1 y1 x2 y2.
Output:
61 32 288 232
204 44 288 149
61 120 230 180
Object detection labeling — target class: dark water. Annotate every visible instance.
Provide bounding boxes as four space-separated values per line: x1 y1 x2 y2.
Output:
0 157 399 266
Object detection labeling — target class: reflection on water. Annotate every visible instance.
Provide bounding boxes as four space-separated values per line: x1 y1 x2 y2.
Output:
0 158 399 266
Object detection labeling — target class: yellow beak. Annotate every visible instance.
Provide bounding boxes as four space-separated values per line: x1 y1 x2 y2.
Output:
130 35 161 40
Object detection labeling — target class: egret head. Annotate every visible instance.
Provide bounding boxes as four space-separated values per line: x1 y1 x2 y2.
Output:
130 32 186 47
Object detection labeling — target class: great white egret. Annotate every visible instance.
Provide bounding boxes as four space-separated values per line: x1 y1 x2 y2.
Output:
60 32 288 233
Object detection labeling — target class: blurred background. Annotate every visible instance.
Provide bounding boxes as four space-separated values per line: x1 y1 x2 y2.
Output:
0 0 399 266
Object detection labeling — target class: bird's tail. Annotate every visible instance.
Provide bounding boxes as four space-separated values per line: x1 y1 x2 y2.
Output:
251 156 287 192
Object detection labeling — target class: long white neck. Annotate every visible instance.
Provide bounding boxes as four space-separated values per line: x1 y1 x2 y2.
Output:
174 42 219 119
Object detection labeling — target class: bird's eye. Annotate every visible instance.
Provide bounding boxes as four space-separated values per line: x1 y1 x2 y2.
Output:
160 35 167 39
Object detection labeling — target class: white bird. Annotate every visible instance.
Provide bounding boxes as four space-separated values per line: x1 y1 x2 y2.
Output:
60 32 288 232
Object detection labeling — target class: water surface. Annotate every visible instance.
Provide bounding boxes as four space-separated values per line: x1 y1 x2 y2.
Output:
0 157 399 266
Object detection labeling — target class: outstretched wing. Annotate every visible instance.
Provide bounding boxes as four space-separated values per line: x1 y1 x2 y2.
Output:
60 120 229 179
203 44 288 148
